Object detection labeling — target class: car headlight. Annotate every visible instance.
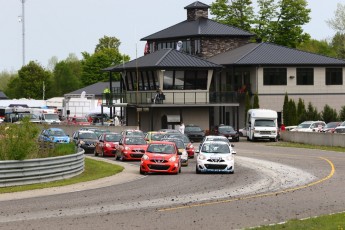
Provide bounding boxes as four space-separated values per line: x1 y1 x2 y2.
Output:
198 154 206 160
189 144 194 149
169 156 177 162
124 146 131 151
226 155 233 161
105 143 111 148
142 154 149 160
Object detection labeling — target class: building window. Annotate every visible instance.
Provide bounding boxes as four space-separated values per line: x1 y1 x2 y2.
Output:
263 68 287 85
162 70 208 90
326 68 343 85
297 68 314 85
125 71 158 91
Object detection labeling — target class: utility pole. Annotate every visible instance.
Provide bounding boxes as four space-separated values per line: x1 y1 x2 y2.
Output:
19 0 26 66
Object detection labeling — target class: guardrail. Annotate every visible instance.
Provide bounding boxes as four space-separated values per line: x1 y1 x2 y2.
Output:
0 150 85 187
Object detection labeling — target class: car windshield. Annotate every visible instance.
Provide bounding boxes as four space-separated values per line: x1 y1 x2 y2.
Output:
254 119 276 127
105 134 122 142
297 123 312 128
185 126 202 132
151 133 165 141
218 126 235 132
205 137 229 144
51 130 66 136
79 132 98 139
147 144 175 154
201 143 230 154
162 139 185 149
125 137 147 145
325 122 339 128
126 131 144 137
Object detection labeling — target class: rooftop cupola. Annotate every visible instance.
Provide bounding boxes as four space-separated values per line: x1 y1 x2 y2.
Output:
184 1 210 21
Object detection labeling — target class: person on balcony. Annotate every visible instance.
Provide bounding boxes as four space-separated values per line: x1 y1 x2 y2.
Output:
153 89 165 104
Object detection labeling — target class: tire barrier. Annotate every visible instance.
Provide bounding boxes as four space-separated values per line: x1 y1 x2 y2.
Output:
0 150 85 187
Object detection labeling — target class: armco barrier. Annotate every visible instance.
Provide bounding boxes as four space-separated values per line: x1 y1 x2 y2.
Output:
0 149 85 187
280 131 345 147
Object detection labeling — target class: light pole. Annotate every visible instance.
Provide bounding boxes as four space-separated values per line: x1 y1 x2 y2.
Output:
18 0 26 66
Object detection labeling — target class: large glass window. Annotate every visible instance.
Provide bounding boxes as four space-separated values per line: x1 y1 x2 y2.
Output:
297 68 314 85
326 68 343 85
162 70 208 90
263 68 287 85
125 71 158 91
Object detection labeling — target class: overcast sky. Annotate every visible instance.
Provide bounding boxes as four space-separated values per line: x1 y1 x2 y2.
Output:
0 0 342 73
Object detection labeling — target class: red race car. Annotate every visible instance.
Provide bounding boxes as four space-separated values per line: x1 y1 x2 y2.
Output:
140 141 182 175
115 136 148 161
94 133 122 157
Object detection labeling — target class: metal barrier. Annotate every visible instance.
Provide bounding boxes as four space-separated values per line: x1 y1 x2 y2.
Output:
0 150 85 187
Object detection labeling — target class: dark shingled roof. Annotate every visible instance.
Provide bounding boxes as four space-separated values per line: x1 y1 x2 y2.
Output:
66 82 120 96
184 1 210 9
103 48 222 72
141 17 253 41
208 42 345 66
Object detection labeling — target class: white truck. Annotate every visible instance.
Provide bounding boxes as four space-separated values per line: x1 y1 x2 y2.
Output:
246 109 278 142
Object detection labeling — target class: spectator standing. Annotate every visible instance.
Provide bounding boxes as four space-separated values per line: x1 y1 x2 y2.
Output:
179 122 185 134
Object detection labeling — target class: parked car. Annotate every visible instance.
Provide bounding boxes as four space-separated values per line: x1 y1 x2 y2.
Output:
199 135 236 154
238 127 247 137
184 124 205 142
162 133 195 158
38 128 70 143
334 121 345 134
140 141 182 175
145 131 166 143
72 130 98 153
291 121 326 132
121 129 145 138
65 116 91 126
161 138 189 166
217 125 240 142
196 141 235 174
321 121 342 133
157 129 181 133
94 133 122 157
115 136 148 161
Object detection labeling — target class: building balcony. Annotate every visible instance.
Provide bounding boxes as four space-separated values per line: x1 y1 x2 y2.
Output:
102 91 241 106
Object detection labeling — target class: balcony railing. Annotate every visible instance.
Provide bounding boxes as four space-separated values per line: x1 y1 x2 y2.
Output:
102 91 241 106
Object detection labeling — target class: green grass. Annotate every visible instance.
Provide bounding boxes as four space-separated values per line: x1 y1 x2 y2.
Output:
270 141 345 153
0 158 123 194
249 212 345 229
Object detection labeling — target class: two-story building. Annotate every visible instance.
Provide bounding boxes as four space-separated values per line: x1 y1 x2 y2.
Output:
103 1 345 132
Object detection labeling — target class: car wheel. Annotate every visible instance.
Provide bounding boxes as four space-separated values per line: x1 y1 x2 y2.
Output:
229 170 234 174
94 148 98 156
140 168 146 175
196 165 201 174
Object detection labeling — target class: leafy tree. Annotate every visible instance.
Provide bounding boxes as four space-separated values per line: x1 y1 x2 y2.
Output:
339 106 345 121
270 0 311 48
252 92 259 108
211 0 311 48
4 76 21 99
81 36 130 86
305 102 320 121
47 56 59 71
282 92 289 124
0 70 17 93
53 58 82 96
331 32 345 59
287 99 297 126
321 104 338 123
95 35 121 53
297 39 337 58
326 3 345 33
211 0 254 32
296 98 306 123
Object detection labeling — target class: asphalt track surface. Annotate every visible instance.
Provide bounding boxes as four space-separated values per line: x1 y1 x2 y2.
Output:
0 140 344 230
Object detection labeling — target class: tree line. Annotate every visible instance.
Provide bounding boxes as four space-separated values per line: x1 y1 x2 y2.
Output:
0 36 130 99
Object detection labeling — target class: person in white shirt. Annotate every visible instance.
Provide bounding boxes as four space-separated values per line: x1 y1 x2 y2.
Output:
179 122 185 134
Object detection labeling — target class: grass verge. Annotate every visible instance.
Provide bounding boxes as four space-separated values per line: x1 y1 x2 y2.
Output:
0 157 123 194
249 212 345 229
270 141 345 153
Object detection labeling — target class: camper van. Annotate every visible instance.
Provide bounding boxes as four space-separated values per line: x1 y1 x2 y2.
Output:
246 109 278 142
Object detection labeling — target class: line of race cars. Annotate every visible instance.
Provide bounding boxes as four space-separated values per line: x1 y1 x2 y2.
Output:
38 127 236 175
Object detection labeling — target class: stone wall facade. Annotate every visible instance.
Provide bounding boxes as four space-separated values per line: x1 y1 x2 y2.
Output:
187 9 208 21
200 36 251 59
